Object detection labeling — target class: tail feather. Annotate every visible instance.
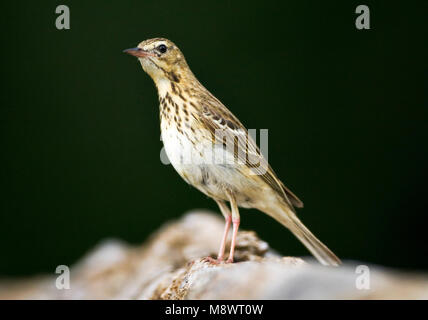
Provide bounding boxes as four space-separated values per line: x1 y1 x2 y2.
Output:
267 205 341 266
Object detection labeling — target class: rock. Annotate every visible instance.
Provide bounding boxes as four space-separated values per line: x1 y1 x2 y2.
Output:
0 210 427 299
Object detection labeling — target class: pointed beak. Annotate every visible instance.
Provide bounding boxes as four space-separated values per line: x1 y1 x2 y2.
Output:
123 47 155 58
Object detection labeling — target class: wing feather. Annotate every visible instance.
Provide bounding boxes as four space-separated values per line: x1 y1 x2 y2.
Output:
196 96 303 210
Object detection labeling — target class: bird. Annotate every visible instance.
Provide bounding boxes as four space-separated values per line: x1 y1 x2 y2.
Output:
124 38 341 266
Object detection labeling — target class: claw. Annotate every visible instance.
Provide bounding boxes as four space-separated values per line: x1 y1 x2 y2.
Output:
202 256 221 265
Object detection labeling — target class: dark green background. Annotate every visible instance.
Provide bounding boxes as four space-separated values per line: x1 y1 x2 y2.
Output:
0 1 426 276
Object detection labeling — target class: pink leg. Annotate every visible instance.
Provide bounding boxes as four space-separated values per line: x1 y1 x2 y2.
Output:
225 190 240 263
215 200 232 261
217 215 231 261
226 218 240 263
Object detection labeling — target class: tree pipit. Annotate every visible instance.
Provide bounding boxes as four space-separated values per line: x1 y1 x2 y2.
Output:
124 38 341 266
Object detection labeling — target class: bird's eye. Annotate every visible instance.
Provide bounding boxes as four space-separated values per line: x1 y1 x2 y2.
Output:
157 44 167 54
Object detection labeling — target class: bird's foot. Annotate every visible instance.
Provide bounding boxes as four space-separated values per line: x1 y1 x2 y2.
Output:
202 256 225 265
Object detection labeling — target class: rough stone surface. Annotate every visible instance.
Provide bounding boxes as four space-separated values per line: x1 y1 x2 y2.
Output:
1 211 427 299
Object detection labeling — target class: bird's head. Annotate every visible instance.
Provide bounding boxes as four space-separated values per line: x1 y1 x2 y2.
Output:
124 38 189 84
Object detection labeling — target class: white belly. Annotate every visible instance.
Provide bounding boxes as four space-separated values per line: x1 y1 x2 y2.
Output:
161 124 260 204
161 124 212 185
